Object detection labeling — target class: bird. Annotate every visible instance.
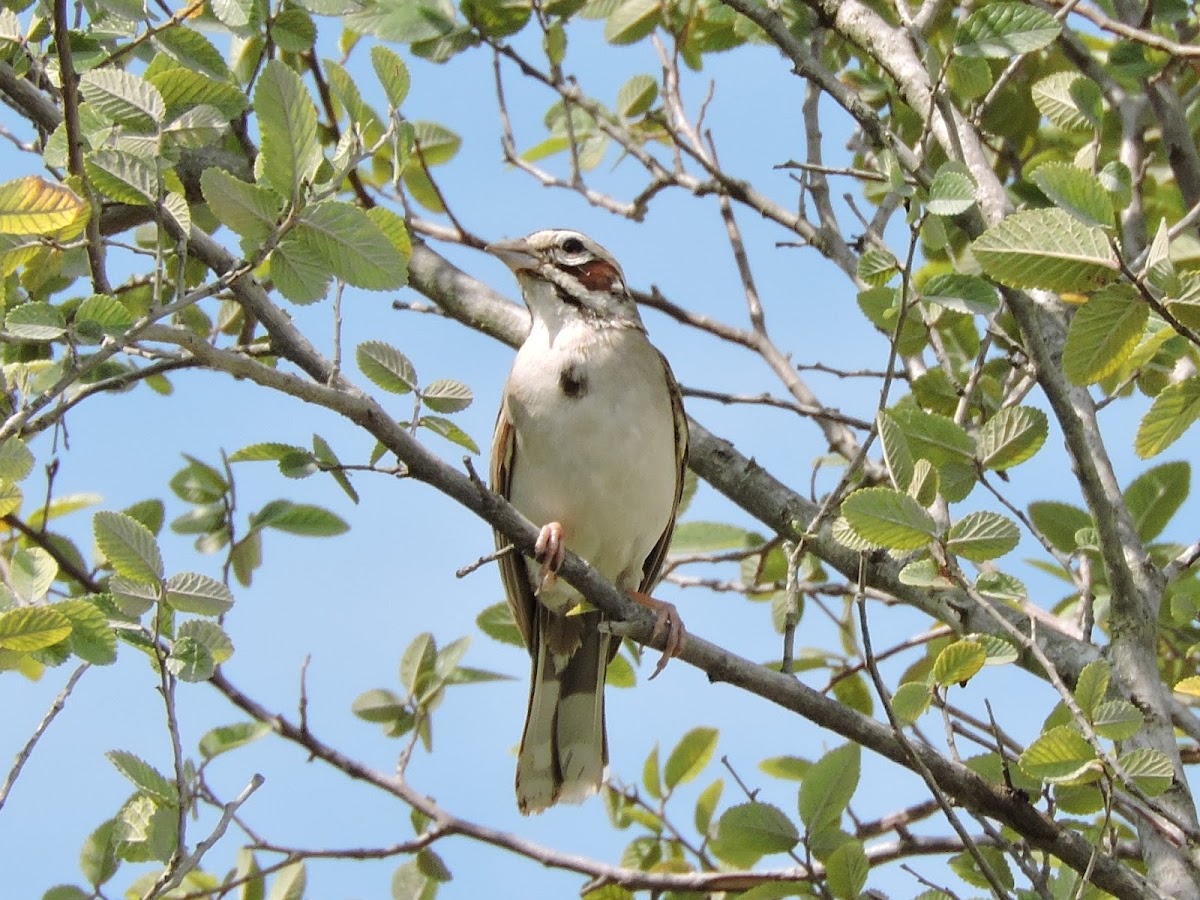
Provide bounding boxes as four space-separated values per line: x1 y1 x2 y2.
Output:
488 228 689 814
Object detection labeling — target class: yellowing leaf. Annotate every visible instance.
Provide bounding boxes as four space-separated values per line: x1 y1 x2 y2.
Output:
0 177 87 237
931 639 987 686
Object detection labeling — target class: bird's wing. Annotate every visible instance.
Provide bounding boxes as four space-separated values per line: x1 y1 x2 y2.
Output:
639 349 689 594
491 405 538 654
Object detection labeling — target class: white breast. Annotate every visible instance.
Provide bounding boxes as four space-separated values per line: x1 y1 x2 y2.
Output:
504 320 677 608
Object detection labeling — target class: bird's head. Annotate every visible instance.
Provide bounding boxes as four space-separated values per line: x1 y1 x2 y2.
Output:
487 229 644 330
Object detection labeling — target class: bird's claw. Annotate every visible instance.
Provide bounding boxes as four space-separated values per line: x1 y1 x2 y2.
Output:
534 522 565 592
628 590 686 679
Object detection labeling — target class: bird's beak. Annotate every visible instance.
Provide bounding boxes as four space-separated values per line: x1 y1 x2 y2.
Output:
486 237 539 273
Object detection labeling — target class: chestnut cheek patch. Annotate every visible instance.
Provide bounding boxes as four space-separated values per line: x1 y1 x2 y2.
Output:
568 260 623 293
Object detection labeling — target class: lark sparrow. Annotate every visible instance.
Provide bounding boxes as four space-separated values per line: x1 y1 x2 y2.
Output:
488 228 688 814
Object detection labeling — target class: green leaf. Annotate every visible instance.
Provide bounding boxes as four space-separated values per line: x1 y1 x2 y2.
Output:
973 633 1019 665
945 511 1020 562
955 3 1060 57
1032 71 1102 132
0 480 21 517
840 487 936 551
85 150 159 205
271 7 316 51
199 721 271 759
876 411 914 491
76 294 135 338
605 0 659 45
931 639 987 686
1136 376 1200 458
641 744 661 800
58 599 117 665
110 577 160 617
694 778 723 835
164 572 234 616
891 681 933 723
94 511 164 585
371 45 411 109
79 819 120 887
401 631 437 697
149 68 248 119
1062 284 1147 385
0 606 72 650
200 168 282 244
7 302 66 341
1073 658 1110 718
421 379 473 413
919 273 999 316
357 340 417 394
950 846 1014 891
1092 699 1142 741
799 743 859 830
419 415 480 454
927 163 976 216
759 756 810 781
976 406 1048 470
170 456 228 504
11 547 57 601
1027 500 1091 553
294 201 409 291
106 750 178 807
167 634 215 681
179 619 233 664
856 247 898 286
1119 747 1173 796
617 74 657 118
410 121 461 166
253 500 349 536
476 601 523 647
714 802 798 866
1019 725 1098 783
1124 461 1189 542
79 69 165 131
669 520 755 552
891 407 976 475
267 861 306 900
1030 162 1113 227
0 438 31 484
825 839 868 900
255 60 321 198
663 726 718 789
972 208 1118 292
153 26 230 80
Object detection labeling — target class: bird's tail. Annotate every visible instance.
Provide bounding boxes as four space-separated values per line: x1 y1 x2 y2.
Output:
516 609 610 815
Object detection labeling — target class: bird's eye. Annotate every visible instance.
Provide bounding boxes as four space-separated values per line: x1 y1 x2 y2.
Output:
561 237 586 254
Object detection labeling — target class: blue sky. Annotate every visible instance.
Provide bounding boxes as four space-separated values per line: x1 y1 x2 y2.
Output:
2 10 1197 900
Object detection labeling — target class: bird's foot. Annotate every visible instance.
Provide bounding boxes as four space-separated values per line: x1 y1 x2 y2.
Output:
534 522 566 592
628 590 686 679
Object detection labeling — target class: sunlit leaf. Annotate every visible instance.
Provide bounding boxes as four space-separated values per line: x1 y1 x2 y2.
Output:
976 406 1048 470
956 3 1060 57
0 177 86 237
945 511 1020 562
663 726 718 789
255 59 321 198
840 487 936 551
1063 284 1147 385
1019 725 1098 783
94 511 164 585
972 208 1118 292
1135 376 1200 458
0 606 71 651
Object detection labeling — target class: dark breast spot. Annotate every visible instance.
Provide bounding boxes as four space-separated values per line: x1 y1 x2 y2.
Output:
559 361 588 399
